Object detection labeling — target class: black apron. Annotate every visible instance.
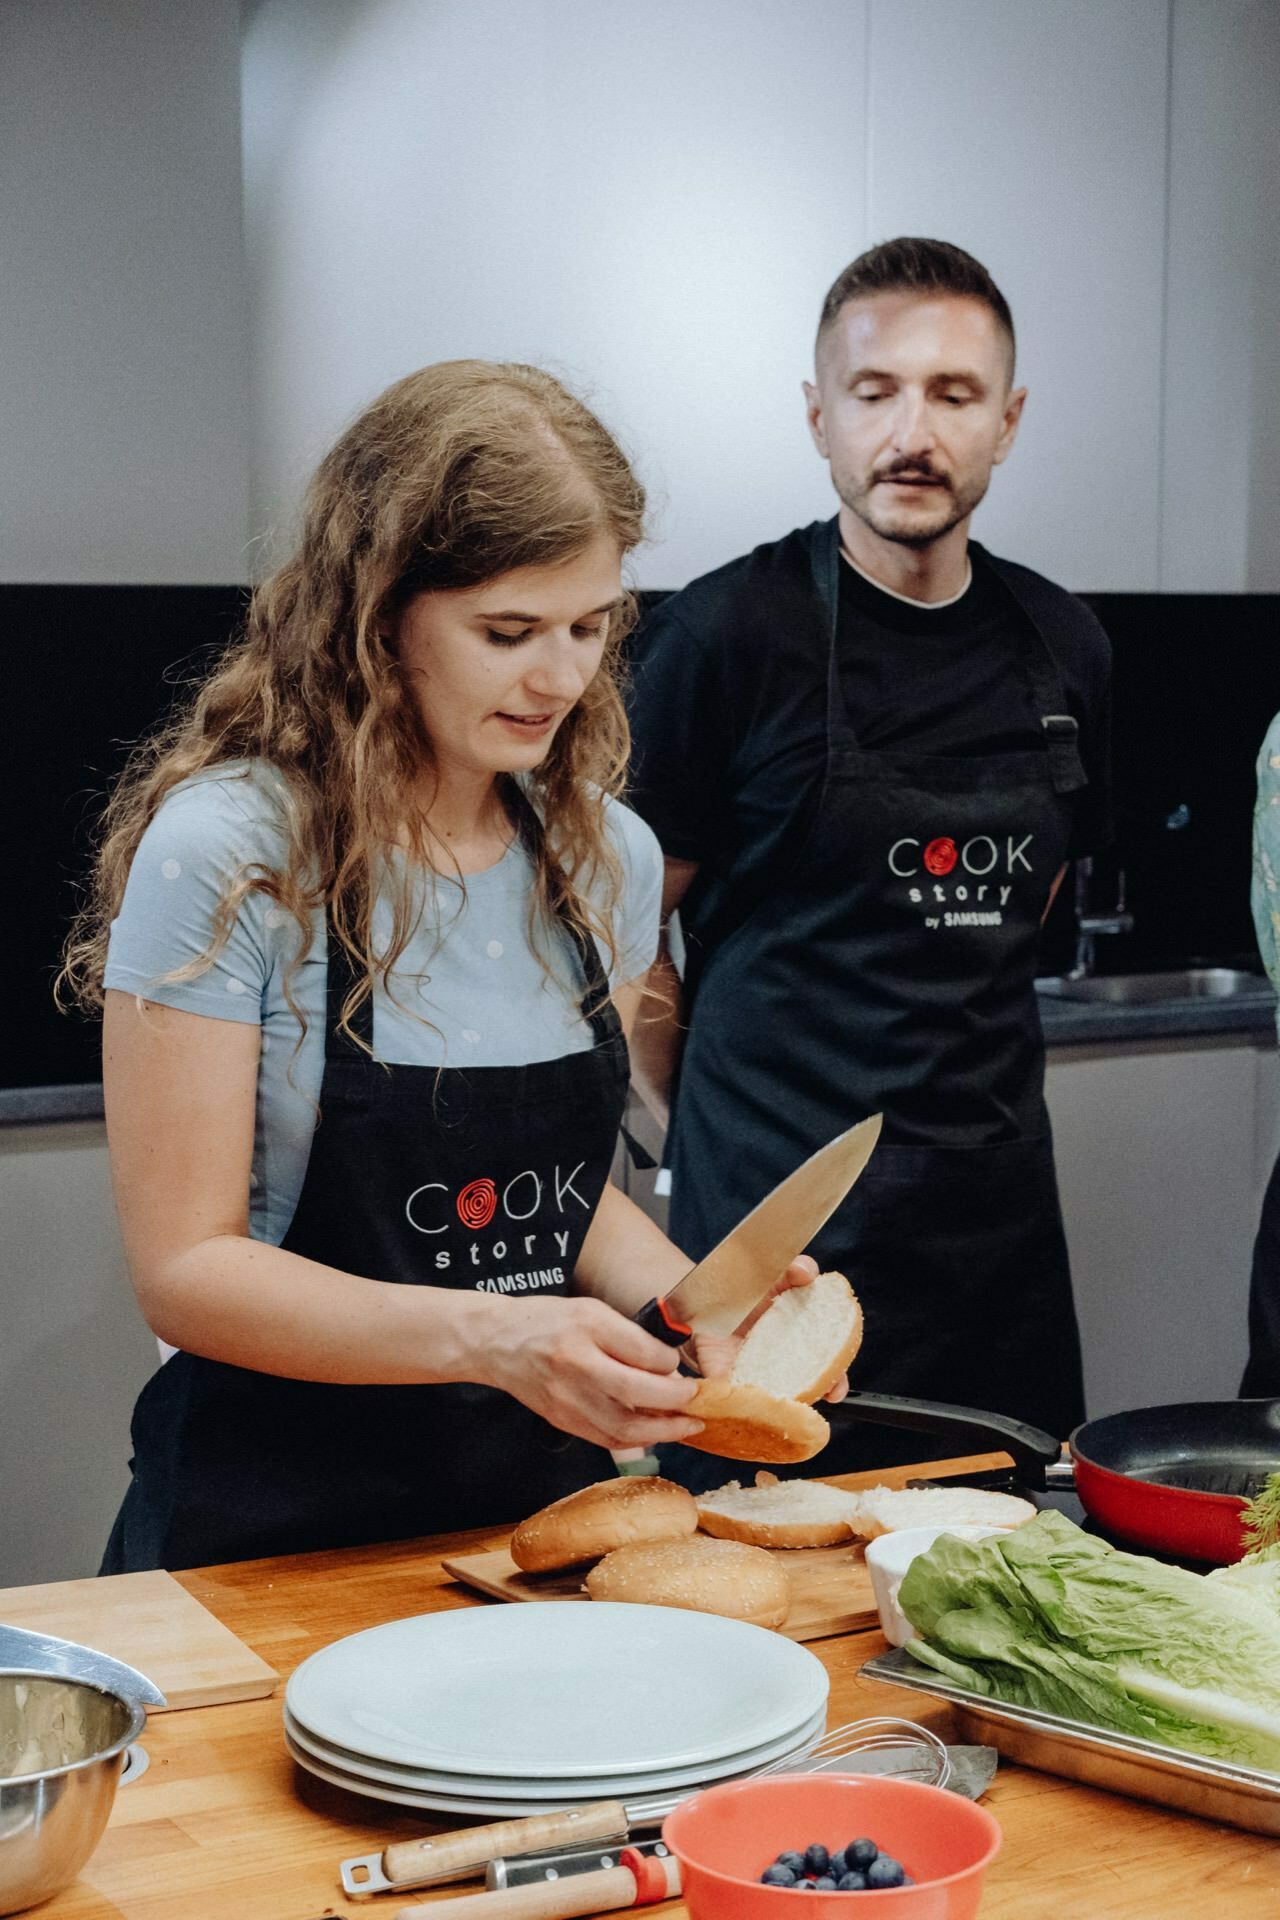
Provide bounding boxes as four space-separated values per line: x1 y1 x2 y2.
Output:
102 887 627 1571
665 522 1087 1477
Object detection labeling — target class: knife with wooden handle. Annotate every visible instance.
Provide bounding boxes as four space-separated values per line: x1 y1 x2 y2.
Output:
393 1846 680 1919
341 1803 630 1896
633 1112 883 1344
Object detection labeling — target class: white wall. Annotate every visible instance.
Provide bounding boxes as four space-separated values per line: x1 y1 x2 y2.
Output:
242 0 1280 592
1162 0 1280 591
0 0 249 583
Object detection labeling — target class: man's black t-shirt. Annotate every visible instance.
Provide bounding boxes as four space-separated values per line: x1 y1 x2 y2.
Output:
628 523 1112 937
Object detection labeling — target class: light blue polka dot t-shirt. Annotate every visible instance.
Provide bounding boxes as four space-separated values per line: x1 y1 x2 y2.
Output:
104 761 662 1247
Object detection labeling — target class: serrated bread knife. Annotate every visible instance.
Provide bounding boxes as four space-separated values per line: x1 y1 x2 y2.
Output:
633 1112 883 1345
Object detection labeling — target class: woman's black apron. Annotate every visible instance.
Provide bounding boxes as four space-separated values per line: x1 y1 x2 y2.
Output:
102 902 628 1571
665 521 1087 1475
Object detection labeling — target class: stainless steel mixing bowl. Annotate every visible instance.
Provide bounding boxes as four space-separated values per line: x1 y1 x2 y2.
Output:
0 1671 145 1914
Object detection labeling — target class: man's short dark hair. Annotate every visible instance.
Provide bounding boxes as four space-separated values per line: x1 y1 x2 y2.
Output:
817 237 1016 373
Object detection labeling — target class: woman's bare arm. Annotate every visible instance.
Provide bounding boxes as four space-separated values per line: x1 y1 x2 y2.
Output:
102 990 703 1448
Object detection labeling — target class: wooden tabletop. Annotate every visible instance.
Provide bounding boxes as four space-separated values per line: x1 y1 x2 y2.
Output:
38 1454 1280 1920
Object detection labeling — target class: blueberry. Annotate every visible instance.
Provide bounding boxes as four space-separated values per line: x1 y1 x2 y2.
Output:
866 1856 906 1889
802 1844 830 1877
845 1839 878 1870
827 1850 847 1879
812 1877 837 1891
837 1871 869 1891
761 1865 797 1886
776 1852 807 1875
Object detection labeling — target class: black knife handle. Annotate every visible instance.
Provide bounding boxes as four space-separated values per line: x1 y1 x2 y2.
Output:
634 1295 692 1346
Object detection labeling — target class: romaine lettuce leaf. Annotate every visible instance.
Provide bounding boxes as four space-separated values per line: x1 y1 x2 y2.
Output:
898 1509 1280 1771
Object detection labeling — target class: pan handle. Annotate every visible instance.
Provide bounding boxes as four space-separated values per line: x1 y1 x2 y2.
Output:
832 1390 1062 1487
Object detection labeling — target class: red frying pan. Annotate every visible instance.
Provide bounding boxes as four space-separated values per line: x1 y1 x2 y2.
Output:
835 1391 1279 1566
1068 1398 1280 1565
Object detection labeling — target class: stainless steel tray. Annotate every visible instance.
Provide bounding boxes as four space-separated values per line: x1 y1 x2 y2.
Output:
860 1647 1280 1837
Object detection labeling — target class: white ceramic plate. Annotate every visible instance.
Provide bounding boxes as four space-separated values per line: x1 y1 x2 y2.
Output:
282 1720 824 1821
285 1603 828 1777
282 1700 827 1797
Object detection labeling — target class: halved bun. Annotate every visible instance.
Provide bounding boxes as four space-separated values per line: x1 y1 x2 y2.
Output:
585 1535 791 1629
680 1272 861 1464
681 1380 830 1464
696 1472 861 1547
848 1485 1037 1540
510 1475 697 1573
732 1272 864 1405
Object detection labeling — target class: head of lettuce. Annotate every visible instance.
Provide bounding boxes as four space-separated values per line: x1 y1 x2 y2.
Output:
898 1508 1280 1772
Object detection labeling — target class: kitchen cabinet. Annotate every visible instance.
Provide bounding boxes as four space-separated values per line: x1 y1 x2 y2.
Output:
1047 1031 1280 1417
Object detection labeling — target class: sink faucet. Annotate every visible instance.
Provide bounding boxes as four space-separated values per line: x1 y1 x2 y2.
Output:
1071 857 1134 978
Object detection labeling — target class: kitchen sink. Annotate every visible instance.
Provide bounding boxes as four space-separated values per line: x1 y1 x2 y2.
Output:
1036 968 1276 1006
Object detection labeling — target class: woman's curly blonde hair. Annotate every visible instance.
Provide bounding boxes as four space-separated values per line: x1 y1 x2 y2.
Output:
58 360 647 1042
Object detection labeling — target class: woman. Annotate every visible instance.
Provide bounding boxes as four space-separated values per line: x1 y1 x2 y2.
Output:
60 361 837 1571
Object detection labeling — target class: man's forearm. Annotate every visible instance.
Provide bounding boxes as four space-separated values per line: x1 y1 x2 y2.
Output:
628 943 686 1131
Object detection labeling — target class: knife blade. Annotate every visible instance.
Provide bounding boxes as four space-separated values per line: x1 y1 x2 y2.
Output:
634 1112 883 1344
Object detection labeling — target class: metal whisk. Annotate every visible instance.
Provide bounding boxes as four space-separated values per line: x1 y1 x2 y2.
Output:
753 1715 952 1790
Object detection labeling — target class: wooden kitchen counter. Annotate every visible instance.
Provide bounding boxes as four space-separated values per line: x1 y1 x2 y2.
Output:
36 1454 1280 1920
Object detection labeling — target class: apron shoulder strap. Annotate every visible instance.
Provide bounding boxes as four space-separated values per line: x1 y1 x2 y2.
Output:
976 546 1092 797
505 782 618 1046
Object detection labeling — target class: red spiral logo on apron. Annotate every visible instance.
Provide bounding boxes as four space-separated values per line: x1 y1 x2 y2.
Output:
456 1177 498 1230
923 836 958 876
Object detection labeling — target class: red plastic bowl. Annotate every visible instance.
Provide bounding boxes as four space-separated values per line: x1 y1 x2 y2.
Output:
663 1772 1001 1919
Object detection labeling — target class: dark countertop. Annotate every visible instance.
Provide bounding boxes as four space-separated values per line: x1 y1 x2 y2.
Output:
1037 983 1277 1049
3 988 1276 1126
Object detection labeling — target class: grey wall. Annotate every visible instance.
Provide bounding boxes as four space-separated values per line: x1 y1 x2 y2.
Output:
242 0 1280 592
0 0 250 584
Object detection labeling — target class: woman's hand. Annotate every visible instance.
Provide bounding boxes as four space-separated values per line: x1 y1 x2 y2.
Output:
474 1295 706 1451
688 1256 851 1404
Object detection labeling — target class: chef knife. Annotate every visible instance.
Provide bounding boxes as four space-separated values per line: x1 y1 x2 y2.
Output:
633 1112 883 1345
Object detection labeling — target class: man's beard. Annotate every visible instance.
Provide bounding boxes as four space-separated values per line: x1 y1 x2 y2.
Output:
837 461 990 550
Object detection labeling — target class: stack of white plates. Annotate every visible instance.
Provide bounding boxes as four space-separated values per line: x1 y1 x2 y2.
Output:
284 1602 829 1818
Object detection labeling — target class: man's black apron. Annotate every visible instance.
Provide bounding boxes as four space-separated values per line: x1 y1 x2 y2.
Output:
665 521 1087 1474
102 900 627 1571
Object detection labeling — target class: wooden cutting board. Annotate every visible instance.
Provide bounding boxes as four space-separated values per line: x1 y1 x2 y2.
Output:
441 1541 878 1642
0 1569 278 1710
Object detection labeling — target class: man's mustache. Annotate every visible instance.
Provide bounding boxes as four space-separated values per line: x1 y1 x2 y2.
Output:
874 460 949 487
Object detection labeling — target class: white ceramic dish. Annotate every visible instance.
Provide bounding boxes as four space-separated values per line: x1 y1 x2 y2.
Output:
282 1720 822 1821
282 1699 827 1798
285 1603 828 1777
864 1525 1005 1647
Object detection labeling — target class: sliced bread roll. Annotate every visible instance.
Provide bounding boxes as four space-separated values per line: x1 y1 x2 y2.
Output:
683 1272 863 1464
848 1484 1037 1540
510 1475 697 1573
584 1535 791 1629
732 1271 865 1406
696 1472 861 1548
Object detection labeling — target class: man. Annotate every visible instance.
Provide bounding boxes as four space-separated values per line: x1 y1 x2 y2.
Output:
628 237 1112 1480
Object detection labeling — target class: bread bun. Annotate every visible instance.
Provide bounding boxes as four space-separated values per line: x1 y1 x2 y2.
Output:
683 1380 830 1464
584 1536 791 1629
681 1272 862 1464
848 1484 1037 1540
696 1472 861 1547
733 1271 864 1405
510 1476 697 1573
